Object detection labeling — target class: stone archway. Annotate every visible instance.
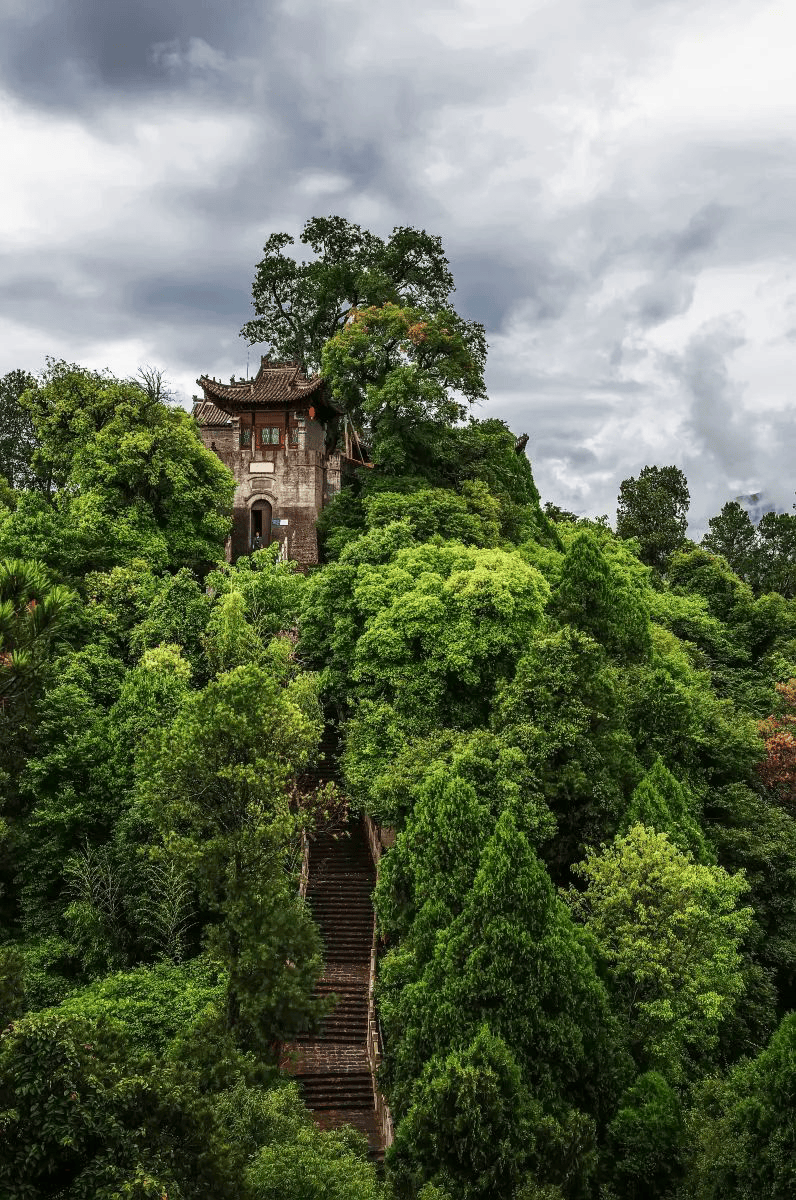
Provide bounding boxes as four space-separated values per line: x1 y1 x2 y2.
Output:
250 498 272 551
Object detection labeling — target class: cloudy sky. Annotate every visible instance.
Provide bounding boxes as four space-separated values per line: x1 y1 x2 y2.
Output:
2 0 795 534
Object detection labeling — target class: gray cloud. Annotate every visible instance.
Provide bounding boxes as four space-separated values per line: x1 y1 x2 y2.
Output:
1 0 794 538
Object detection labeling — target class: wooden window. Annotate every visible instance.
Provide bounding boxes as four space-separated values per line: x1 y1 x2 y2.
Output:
239 426 252 448
260 426 281 446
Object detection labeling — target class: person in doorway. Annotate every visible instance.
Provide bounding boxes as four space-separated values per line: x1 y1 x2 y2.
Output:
252 532 263 552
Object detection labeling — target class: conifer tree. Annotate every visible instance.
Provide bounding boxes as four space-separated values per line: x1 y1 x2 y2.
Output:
554 530 651 660
622 757 710 862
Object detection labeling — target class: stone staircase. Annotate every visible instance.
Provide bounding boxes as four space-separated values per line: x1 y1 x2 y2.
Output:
282 816 384 1163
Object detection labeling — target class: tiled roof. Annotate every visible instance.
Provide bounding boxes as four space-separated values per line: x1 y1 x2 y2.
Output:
196 357 327 411
193 400 233 426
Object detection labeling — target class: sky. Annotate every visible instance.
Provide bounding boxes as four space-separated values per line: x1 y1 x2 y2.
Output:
1 0 795 536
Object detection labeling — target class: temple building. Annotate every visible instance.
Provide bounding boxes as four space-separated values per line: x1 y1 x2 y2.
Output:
193 356 353 567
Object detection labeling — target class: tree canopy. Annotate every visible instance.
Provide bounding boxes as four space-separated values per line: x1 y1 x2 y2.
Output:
4 217 796 1200
241 215 485 378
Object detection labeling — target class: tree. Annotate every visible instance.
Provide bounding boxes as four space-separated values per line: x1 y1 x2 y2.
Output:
616 465 690 572
378 808 625 1160
386 1025 542 1200
0 369 37 490
491 626 639 880
15 645 187 955
701 501 758 584
348 541 550 733
320 302 486 474
0 559 76 715
240 214 483 376
220 1079 386 1200
603 1071 685 1200
706 782 796 1013
757 677 796 807
0 1010 237 1199
756 510 796 598
136 660 332 1054
621 757 710 863
687 1011 796 1200
569 825 753 1080
133 364 177 406
553 529 651 661
1 360 234 576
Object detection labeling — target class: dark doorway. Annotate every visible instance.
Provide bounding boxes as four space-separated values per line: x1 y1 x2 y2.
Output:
250 499 272 550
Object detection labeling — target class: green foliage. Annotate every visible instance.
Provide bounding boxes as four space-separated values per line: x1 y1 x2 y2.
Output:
205 543 307 640
616 465 690 572
40 958 224 1060
363 480 501 547
128 567 212 671
569 825 753 1079
625 624 763 791
0 360 234 576
387 1025 546 1200
378 808 626 1154
321 303 486 475
701 501 759 584
5 261 796 1197
4 936 80 1011
310 538 549 731
622 757 711 862
0 558 76 712
241 214 481 378
706 783 796 1009
16 644 187 946
492 627 639 877
232 1080 386 1199
0 369 38 490
553 529 651 660
756 509 796 598
686 1011 796 1200
0 1009 237 1199
318 418 553 561
603 1071 684 1200
137 660 331 1053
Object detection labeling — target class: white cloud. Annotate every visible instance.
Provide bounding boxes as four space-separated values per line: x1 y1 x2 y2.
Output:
0 89 256 254
1 0 795 535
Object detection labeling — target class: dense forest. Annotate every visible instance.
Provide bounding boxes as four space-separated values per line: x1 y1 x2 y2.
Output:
1 217 795 1199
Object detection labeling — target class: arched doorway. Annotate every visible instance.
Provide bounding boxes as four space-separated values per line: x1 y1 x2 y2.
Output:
250 499 272 551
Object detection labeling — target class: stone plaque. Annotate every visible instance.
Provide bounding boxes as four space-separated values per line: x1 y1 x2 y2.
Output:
249 461 275 474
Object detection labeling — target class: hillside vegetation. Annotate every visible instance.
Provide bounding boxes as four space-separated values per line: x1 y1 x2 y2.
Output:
1 219 795 1199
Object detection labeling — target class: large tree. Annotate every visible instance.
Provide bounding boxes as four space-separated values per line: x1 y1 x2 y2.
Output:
137 658 332 1055
240 215 485 378
701 500 758 584
0 369 37 491
616 465 690 572
569 824 753 1080
0 360 234 576
756 510 796 598
687 1011 796 1200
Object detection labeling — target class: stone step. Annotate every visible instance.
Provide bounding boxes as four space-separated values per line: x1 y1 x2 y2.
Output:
312 1109 383 1163
299 1077 376 1109
283 811 384 1161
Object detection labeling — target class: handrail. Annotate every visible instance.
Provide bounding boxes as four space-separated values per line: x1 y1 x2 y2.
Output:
367 915 394 1149
363 812 395 1150
298 827 310 900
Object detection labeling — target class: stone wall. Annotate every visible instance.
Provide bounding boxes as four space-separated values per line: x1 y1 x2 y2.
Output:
198 411 331 568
